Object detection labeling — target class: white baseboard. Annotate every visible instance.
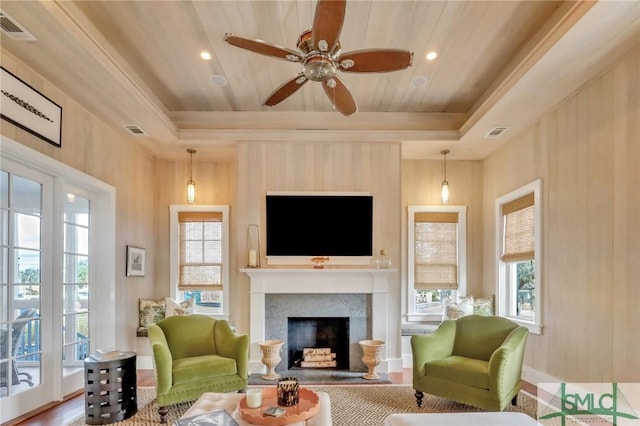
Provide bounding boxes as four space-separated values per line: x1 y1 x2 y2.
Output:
521 365 561 386
137 355 153 370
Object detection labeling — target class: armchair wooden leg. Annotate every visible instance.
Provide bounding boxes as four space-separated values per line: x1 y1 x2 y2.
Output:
415 390 424 408
158 406 169 424
511 394 518 406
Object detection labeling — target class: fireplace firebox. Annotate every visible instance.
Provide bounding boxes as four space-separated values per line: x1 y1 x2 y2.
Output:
287 317 349 370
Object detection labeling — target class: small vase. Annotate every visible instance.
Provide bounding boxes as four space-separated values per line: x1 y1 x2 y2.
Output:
259 339 284 380
359 339 385 380
374 249 391 269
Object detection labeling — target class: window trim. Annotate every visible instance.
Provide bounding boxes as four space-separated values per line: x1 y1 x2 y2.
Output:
495 179 542 334
407 205 467 322
169 205 229 320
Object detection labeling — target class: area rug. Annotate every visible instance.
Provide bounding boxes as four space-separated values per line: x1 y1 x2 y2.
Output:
67 386 538 426
248 370 392 385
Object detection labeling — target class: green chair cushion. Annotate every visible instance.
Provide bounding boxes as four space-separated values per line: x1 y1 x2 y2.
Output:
426 355 489 390
172 354 238 385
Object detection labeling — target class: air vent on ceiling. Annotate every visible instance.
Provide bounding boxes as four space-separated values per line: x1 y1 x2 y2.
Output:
484 126 509 138
0 10 37 41
123 125 148 136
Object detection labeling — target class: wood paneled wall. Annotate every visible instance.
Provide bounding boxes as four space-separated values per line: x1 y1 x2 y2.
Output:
233 142 402 359
482 47 640 382
0 51 156 353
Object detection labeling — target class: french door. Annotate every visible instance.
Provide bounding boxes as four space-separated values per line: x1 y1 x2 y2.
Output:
0 137 116 423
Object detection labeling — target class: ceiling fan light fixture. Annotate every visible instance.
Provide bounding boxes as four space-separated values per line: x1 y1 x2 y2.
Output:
326 78 337 89
285 54 301 62
318 39 329 52
339 59 355 69
303 54 336 81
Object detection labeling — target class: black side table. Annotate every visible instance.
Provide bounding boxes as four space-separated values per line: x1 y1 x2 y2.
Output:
84 352 137 425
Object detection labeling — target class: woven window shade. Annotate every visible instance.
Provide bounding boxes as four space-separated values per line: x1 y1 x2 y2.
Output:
178 212 224 290
414 212 458 290
501 193 535 262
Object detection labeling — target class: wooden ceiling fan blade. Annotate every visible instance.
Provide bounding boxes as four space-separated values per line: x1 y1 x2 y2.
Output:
312 0 346 53
224 34 303 62
323 76 357 116
264 74 308 106
337 49 414 73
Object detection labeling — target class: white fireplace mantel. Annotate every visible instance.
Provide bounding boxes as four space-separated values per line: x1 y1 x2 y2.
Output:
241 268 395 374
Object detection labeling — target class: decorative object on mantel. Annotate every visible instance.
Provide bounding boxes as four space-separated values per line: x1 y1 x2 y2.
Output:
186 148 196 203
246 224 260 268
359 339 385 380
374 249 391 269
310 256 330 269
440 149 450 204
259 339 284 380
1 67 62 147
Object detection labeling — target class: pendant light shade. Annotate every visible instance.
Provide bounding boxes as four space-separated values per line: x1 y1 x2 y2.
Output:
187 149 196 204
441 149 450 204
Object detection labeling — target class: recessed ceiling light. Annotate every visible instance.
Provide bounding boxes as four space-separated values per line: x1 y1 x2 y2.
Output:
200 51 212 60
411 76 427 87
211 75 228 86
426 51 437 61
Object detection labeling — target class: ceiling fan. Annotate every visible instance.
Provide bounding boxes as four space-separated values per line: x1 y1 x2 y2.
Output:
224 0 413 116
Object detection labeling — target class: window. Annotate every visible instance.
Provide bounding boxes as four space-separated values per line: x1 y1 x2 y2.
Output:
407 206 467 322
496 179 542 334
169 205 229 318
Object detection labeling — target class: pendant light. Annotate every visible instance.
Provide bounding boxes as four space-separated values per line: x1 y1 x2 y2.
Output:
186 148 196 204
440 149 450 204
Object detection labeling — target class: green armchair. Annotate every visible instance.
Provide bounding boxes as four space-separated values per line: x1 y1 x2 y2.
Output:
411 314 528 411
147 314 249 423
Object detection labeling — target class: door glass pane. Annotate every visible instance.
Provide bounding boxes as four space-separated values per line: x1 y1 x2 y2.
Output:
1 172 42 398
63 194 89 376
12 176 41 215
14 214 40 250
0 172 7 209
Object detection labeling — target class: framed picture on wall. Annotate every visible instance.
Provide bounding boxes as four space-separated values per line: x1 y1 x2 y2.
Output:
126 246 146 277
1 66 62 147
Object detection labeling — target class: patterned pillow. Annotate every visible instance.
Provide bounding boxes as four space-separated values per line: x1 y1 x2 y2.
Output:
444 295 474 320
474 295 495 316
165 297 195 317
139 298 166 328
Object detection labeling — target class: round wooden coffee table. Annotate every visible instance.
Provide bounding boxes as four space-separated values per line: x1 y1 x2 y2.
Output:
238 388 319 425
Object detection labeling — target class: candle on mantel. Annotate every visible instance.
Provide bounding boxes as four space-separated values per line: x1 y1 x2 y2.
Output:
248 249 258 267
246 388 262 408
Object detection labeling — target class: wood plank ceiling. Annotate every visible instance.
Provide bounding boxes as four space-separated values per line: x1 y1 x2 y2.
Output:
1 1 639 160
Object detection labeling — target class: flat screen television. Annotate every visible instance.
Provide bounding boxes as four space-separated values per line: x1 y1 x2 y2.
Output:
266 193 373 257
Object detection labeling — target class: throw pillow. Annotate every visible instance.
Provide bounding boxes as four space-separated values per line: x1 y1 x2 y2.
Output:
165 297 195 317
444 295 474 320
474 295 495 316
138 298 165 328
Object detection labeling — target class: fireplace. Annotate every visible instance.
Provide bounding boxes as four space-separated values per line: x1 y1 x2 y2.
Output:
265 293 368 372
287 317 349 370
242 268 394 375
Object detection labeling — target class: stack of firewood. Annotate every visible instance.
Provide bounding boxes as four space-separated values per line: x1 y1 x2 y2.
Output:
300 348 337 368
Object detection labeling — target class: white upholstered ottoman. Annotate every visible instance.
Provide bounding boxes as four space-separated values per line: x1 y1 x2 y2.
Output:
383 412 542 426
180 391 332 426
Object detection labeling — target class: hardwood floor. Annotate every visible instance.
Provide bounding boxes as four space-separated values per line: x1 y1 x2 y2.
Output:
7 369 535 425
